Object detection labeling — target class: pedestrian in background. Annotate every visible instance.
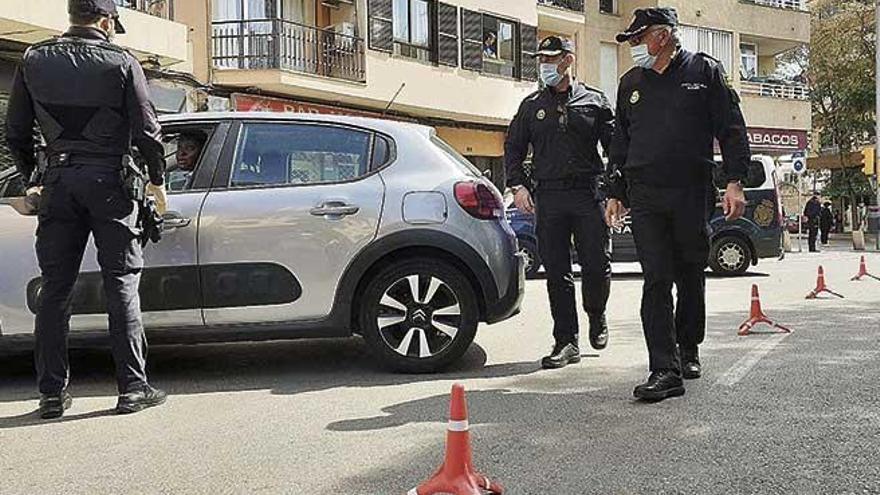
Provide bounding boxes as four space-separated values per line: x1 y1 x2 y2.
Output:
606 7 749 402
820 201 834 245
804 195 821 252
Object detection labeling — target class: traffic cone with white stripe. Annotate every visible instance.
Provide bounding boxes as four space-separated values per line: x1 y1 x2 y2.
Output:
851 256 880 282
407 384 503 495
805 265 844 299
738 284 792 336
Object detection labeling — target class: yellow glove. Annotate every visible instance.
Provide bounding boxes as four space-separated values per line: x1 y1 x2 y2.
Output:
145 182 167 215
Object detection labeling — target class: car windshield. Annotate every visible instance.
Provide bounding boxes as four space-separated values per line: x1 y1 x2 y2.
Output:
430 135 481 177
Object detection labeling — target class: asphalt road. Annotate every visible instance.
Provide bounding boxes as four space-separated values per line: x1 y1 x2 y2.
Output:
1 250 878 494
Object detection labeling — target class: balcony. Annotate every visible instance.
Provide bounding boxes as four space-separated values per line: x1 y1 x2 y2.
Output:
741 80 810 100
113 0 173 19
212 19 365 83
537 0 584 14
740 0 808 12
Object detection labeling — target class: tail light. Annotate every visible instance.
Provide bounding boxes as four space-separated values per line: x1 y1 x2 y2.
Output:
454 181 503 220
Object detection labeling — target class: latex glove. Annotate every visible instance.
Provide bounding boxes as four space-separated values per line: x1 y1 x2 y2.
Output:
722 182 746 221
145 182 167 215
513 187 535 215
605 198 629 228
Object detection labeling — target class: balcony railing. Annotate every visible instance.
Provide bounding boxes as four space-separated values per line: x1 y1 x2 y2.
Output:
114 0 174 19
740 0 808 12
741 81 810 100
537 0 585 14
212 19 366 83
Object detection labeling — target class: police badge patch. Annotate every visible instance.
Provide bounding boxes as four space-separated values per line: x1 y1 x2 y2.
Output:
536 109 546 120
753 200 775 228
630 90 640 104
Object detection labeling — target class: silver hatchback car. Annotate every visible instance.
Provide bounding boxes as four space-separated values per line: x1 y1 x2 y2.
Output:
0 113 525 372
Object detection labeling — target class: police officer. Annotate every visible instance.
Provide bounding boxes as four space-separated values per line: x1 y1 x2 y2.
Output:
505 36 614 369
606 8 749 401
6 0 168 418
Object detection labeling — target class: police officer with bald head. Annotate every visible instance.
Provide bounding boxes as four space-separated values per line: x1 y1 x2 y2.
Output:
506 36 615 369
6 0 168 418
607 8 750 401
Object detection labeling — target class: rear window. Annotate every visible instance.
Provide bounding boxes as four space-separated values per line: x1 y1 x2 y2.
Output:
431 135 481 177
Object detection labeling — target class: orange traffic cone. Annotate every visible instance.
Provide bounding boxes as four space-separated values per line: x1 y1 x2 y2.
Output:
408 384 503 495
851 256 880 282
738 284 792 336
805 265 844 299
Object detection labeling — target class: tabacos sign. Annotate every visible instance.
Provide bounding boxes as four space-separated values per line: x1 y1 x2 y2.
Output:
747 127 809 151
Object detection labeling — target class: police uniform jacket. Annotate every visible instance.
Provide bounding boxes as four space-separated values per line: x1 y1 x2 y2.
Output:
505 81 614 189
608 49 750 192
6 26 166 186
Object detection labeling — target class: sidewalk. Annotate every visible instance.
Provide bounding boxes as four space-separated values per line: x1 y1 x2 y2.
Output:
788 232 879 253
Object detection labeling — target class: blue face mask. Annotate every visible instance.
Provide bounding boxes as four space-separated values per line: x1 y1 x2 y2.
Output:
540 63 564 87
630 43 658 69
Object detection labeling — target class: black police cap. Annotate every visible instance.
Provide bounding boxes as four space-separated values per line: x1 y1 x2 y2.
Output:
68 0 126 34
616 7 678 43
534 36 575 57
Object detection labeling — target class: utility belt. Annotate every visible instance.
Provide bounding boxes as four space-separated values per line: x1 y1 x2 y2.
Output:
534 175 598 191
47 152 125 169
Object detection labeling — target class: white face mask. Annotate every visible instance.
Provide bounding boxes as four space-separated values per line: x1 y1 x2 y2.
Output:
539 62 564 87
631 43 657 69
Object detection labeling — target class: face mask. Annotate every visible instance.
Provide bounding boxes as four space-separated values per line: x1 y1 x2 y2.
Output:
539 63 564 87
631 43 657 69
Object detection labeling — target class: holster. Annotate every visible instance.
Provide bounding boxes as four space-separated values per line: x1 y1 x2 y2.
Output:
121 155 163 246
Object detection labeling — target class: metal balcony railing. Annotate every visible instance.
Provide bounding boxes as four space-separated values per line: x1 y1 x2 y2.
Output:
741 81 810 100
740 0 808 12
114 0 174 19
536 0 585 14
212 19 366 83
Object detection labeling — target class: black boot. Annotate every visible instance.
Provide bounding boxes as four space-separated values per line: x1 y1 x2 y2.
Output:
588 313 609 350
116 385 167 414
633 371 685 402
541 342 581 369
681 348 702 380
39 391 72 419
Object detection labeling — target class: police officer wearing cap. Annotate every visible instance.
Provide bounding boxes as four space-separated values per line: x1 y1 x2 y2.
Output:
606 7 749 401
6 0 168 418
505 36 614 369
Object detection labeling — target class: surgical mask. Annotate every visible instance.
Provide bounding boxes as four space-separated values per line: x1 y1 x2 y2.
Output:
539 63 564 87
630 44 657 69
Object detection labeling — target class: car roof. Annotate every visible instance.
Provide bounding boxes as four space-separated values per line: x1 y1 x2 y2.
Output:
159 112 435 138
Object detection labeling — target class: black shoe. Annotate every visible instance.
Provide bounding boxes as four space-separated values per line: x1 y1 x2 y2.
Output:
39 391 72 419
681 351 702 380
588 313 609 350
633 371 685 402
116 385 167 415
541 343 581 369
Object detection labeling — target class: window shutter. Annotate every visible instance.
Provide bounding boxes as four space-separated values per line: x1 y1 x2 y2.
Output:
368 0 393 53
520 23 538 81
460 9 483 72
436 2 459 67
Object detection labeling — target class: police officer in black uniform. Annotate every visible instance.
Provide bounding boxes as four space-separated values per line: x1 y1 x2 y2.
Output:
6 0 168 418
505 36 614 369
606 8 749 401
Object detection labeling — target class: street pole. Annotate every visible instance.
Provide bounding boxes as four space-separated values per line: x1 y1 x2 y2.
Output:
797 172 803 253
875 0 880 250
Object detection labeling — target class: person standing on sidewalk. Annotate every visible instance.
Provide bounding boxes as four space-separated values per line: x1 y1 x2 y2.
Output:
804 195 822 252
505 36 614 369
820 202 834 245
605 8 749 401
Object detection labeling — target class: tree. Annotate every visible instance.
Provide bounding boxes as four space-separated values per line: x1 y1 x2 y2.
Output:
808 0 876 229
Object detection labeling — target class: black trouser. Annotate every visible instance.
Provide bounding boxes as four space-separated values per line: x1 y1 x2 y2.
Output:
807 220 819 251
820 223 831 245
535 188 611 346
35 164 149 395
629 182 711 374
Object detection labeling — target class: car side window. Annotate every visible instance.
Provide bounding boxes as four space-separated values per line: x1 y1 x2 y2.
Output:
230 123 372 188
162 126 216 192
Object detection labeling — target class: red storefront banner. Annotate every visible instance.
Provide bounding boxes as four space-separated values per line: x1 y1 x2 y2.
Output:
230 93 415 122
747 127 809 153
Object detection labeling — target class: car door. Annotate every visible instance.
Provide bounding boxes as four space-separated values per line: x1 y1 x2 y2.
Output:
197 120 386 326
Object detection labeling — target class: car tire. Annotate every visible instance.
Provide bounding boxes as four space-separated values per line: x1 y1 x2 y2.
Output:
518 238 542 279
358 259 479 373
709 236 751 276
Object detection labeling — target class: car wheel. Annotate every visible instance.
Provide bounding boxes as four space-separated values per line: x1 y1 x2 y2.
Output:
709 236 751 276
359 259 479 373
518 238 541 279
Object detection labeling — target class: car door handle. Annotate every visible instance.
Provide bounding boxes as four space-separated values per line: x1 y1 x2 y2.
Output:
162 212 192 229
310 202 360 217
